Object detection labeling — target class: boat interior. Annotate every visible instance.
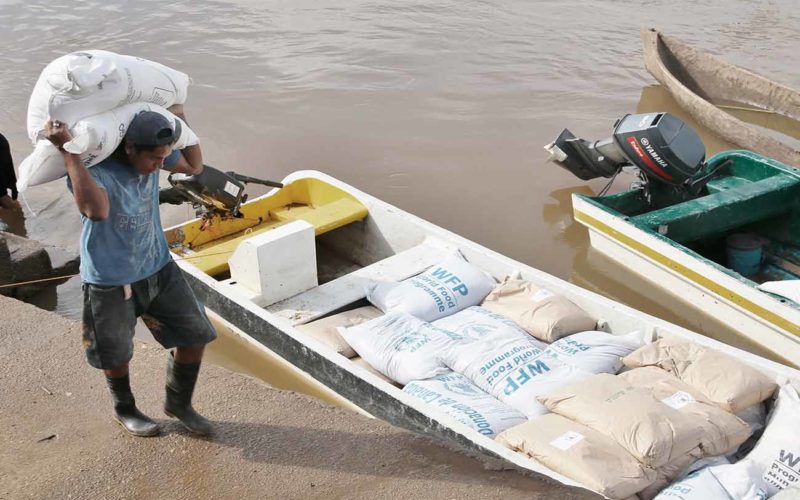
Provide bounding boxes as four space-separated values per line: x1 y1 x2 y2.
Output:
164 175 488 327
584 151 800 286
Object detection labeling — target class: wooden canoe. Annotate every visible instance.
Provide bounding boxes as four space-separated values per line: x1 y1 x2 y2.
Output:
641 27 800 166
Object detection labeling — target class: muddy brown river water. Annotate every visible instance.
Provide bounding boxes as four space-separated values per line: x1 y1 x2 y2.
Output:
1 0 799 374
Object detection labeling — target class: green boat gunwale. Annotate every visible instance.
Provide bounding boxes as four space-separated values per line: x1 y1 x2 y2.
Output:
574 150 800 314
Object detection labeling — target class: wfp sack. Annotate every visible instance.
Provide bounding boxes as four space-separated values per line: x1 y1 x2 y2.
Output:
538 373 705 468
27 50 189 142
296 306 382 358
542 330 647 374
403 372 526 438
501 329 647 417
719 384 800 498
18 103 198 190
480 277 596 342
338 311 460 385
440 318 645 417
496 414 658 499
434 306 552 415
654 460 766 500
623 338 777 412
365 252 496 322
620 367 752 456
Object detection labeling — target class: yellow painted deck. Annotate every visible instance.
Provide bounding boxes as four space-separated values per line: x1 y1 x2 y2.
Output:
166 178 368 276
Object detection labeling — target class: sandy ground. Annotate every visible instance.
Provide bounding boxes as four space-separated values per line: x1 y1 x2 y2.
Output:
0 295 598 500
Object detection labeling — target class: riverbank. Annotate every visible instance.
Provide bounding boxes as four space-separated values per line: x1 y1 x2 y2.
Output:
0 295 597 499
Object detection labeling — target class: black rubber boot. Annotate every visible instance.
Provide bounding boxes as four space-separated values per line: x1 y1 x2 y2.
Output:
106 375 160 437
164 356 213 436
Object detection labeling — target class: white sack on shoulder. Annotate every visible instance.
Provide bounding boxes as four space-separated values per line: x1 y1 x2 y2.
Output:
366 252 496 322
338 311 459 385
18 103 198 190
403 372 526 438
27 50 189 142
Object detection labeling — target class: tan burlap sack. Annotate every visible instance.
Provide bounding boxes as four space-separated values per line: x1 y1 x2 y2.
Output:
480 277 596 342
296 306 382 358
351 357 397 385
620 367 752 456
622 338 777 412
497 414 657 499
537 373 704 468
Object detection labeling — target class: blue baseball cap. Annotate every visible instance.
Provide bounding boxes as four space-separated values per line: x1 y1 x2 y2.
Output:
125 111 181 146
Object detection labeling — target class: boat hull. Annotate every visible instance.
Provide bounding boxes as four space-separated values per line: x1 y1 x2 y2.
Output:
167 170 800 496
573 194 800 367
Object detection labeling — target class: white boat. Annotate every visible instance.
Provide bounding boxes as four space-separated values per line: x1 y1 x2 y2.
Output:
164 170 800 497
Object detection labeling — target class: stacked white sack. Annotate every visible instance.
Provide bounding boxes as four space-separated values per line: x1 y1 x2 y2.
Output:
27 50 189 142
437 306 647 417
366 252 496 322
19 103 197 190
338 311 461 385
403 372 527 438
20 50 192 190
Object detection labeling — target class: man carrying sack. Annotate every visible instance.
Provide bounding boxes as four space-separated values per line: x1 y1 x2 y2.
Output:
44 105 217 437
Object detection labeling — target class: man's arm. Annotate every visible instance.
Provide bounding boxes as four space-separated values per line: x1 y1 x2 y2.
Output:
166 143 203 175
45 121 109 221
166 104 203 175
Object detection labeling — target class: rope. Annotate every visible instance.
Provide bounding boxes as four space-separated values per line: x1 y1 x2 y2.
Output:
0 248 238 289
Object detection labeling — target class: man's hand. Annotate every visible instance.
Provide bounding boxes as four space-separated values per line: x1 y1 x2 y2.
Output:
43 120 73 152
44 119 110 221
0 194 21 211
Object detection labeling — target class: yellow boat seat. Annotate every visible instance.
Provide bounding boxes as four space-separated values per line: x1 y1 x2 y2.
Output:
167 178 368 276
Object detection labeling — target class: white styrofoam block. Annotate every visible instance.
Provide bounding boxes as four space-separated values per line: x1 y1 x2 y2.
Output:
228 220 318 306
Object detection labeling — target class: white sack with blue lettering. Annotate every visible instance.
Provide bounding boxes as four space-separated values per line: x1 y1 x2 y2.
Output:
338 311 460 385
435 307 548 392
504 330 647 416
403 372 527 438
653 461 762 500
365 252 496 322
543 330 649 374
440 325 646 417
713 383 800 498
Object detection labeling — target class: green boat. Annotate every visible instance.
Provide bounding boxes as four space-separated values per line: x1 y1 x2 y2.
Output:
546 112 800 367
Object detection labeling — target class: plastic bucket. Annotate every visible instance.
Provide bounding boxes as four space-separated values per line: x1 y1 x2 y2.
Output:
726 233 763 277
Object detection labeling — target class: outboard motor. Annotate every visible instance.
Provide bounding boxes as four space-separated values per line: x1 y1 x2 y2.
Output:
545 112 716 195
159 165 284 219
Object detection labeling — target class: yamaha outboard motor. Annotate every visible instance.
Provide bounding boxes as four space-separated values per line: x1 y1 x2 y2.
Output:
545 112 713 194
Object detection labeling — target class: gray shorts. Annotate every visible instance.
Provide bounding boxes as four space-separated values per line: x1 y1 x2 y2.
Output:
81 260 217 369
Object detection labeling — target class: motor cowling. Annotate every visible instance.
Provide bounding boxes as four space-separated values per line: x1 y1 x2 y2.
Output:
545 112 706 187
